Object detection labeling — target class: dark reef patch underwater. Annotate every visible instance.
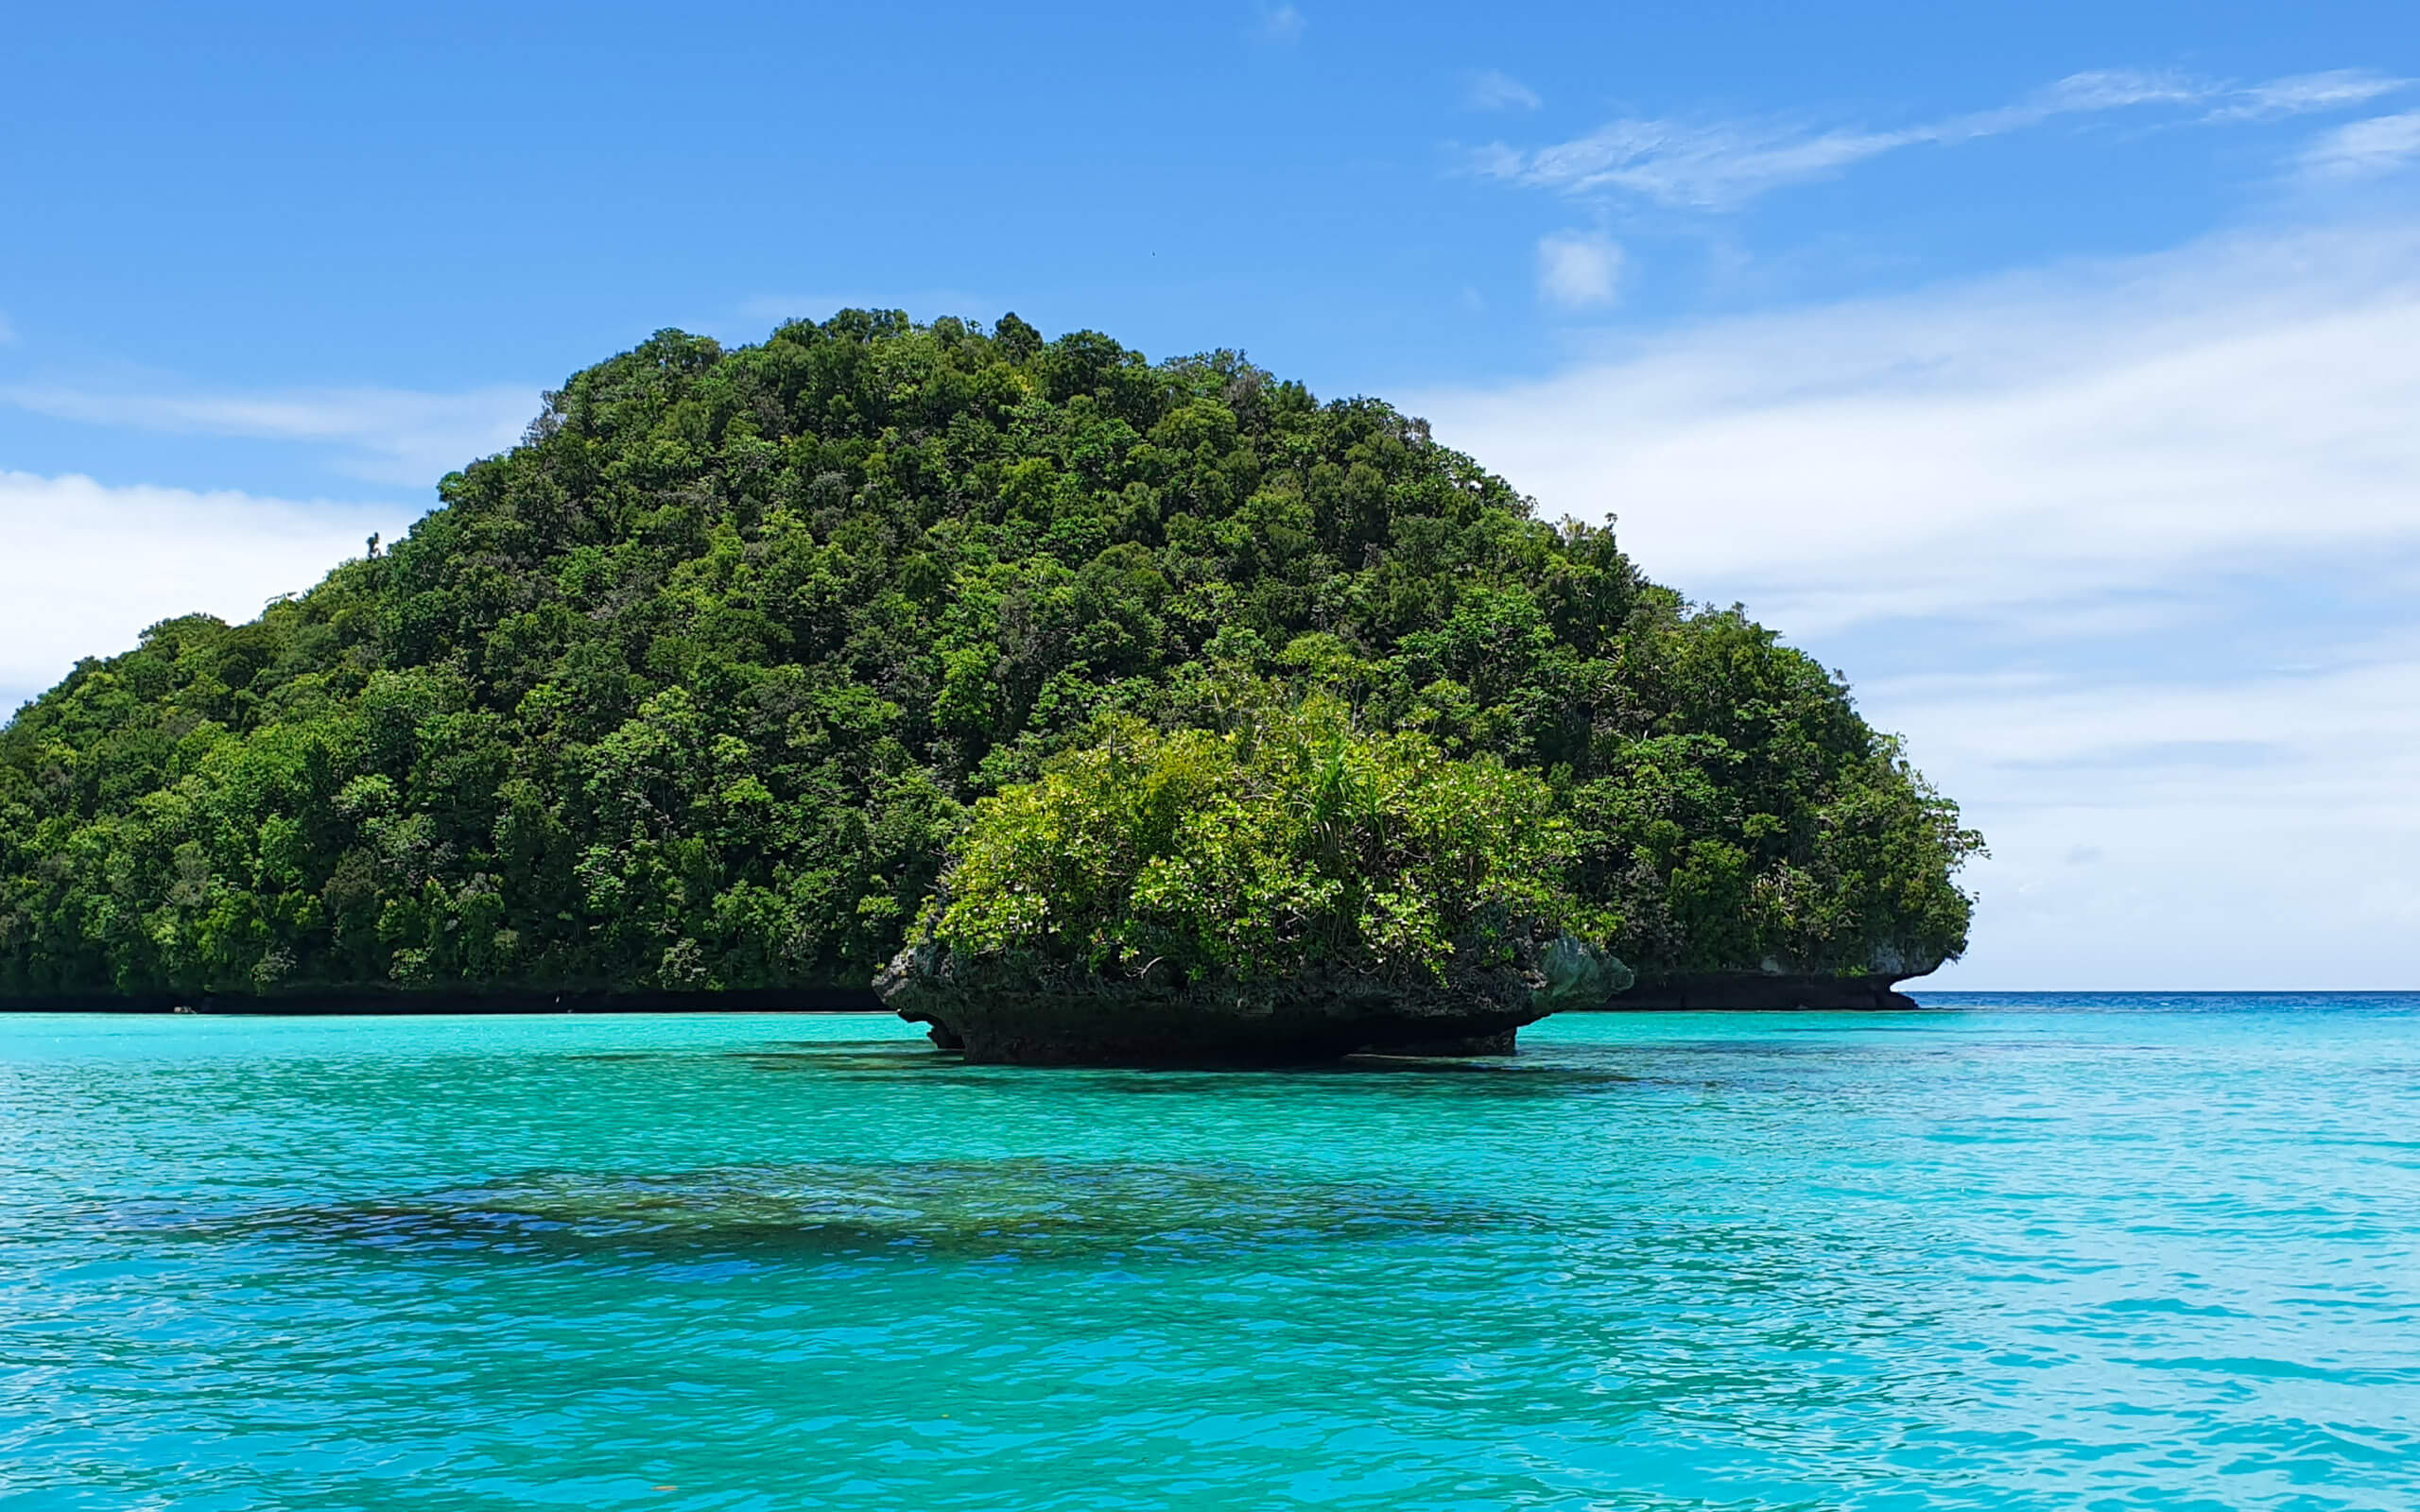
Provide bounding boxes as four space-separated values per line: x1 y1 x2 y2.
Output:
210 1159 1509 1266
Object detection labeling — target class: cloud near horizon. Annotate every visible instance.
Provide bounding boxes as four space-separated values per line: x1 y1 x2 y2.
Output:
0 472 424 714
1415 219 2420 988
1476 67 2408 209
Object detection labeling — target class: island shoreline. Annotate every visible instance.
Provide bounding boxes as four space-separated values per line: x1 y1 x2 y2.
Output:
0 977 1935 1017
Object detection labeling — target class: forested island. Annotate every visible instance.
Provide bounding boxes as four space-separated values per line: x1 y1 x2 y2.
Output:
0 313 1979 1057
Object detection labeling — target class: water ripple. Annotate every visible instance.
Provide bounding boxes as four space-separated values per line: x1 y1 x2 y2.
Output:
2 997 2416 1510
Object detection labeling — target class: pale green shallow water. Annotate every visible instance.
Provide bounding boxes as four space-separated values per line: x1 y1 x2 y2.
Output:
2 997 2415 1510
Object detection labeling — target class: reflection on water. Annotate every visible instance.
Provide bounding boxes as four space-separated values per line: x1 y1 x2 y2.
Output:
573 1035 1654 1094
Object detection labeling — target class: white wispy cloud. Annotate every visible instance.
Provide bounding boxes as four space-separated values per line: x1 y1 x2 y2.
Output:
1467 70 1541 112
0 472 424 714
2204 67 2406 121
1256 4 1305 43
1495 116 1901 209
1477 66 2409 209
1415 220 2420 988
1423 222 2420 627
0 383 537 488
2303 111 2420 179
1535 231 1622 309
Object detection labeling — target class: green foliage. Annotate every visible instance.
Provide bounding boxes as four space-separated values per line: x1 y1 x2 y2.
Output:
0 312 1979 1000
933 696 1597 985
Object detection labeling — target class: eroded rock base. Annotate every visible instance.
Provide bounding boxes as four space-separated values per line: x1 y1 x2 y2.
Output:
1612 973 1921 1011
878 942 1566 1068
897 988 1544 1066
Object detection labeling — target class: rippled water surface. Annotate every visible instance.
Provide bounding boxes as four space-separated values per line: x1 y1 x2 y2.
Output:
3 996 2415 1509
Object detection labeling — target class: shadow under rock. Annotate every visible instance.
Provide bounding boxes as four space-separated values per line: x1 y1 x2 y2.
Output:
717 1039 1648 1093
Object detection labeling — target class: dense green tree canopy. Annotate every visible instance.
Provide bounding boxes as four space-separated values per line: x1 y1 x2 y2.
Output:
930 695 1600 988
0 311 1979 1003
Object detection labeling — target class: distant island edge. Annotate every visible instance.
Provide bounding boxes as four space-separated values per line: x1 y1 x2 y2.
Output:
0 971 1926 1016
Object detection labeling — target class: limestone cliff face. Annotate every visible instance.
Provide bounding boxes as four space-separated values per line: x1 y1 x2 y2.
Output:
877 933 1631 1066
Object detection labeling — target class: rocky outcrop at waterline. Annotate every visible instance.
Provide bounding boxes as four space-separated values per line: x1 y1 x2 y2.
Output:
0 986 884 1014
876 933 1632 1066
1612 971 1926 1011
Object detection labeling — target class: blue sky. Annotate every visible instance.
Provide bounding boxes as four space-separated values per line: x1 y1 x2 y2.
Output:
7 2 2420 988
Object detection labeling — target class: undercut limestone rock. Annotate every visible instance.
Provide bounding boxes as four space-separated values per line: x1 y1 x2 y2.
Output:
1610 971 1926 1011
877 932 1631 1067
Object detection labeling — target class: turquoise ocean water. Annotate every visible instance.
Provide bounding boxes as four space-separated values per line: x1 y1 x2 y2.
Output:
2 996 2414 1509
